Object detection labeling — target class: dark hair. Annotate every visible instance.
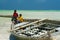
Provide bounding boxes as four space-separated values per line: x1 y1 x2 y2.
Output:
19 14 22 16
14 10 16 12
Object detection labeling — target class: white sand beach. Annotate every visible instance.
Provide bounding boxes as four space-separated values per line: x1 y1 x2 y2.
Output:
0 17 11 40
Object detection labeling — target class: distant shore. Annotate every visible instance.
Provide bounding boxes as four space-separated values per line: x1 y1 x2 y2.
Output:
0 15 12 18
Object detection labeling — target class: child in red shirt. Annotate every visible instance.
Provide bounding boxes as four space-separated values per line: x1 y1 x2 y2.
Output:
11 10 18 24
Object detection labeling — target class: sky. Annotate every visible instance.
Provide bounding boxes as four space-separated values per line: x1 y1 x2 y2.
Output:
0 0 60 10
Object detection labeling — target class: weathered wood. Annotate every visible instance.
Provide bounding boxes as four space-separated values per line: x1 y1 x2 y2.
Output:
13 19 47 31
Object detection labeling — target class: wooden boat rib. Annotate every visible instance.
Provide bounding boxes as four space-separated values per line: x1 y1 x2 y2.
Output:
13 19 46 31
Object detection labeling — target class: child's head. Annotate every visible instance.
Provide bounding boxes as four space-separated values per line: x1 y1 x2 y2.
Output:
19 14 22 16
14 10 16 13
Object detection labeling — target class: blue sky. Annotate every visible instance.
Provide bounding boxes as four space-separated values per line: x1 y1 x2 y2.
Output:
0 0 60 10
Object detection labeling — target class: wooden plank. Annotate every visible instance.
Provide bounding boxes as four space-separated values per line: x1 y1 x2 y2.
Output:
13 18 47 31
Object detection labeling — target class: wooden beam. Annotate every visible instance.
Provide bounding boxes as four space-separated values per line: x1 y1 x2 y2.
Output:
14 18 47 31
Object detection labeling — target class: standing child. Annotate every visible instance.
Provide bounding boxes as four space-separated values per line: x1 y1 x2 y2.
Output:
11 10 18 24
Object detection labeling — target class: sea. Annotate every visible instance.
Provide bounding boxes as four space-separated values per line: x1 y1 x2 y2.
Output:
0 10 60 40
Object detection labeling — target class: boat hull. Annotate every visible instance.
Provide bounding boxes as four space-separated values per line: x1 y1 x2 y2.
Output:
11 33 49 40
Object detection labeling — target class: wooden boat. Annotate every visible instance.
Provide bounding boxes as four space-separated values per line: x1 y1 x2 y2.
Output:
10 19 60 40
